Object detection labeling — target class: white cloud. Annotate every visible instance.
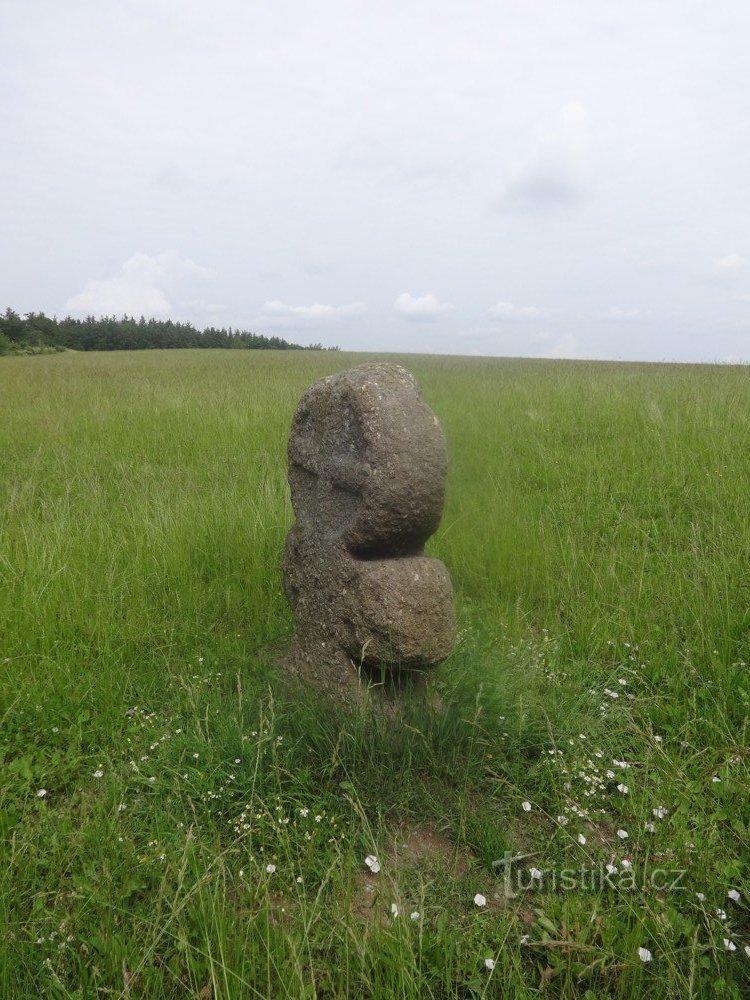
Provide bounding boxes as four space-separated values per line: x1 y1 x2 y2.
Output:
606 306 641 320
714 253 745 273
64 251 214 319
500 101 592 210
259 300 365 327
489 301 544 320
65 281 172 320
543 334 582 359
394 292 453 322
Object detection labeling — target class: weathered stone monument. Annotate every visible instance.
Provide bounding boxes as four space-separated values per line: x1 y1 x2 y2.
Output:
283 363 455 698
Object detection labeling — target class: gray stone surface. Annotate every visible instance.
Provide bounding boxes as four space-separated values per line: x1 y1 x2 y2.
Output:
283 363 455 696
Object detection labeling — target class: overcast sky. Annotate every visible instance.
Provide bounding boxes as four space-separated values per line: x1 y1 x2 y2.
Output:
3 0 750 361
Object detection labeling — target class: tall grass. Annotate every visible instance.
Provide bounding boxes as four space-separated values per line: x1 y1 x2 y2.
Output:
1 350 748 998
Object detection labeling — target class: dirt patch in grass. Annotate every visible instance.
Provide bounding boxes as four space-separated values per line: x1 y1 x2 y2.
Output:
388 823 473 876
351 821 475 925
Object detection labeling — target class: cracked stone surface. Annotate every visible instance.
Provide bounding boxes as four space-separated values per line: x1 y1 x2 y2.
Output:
283 363 455 697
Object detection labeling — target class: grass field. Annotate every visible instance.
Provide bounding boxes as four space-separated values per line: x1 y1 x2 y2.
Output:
1 349 749 999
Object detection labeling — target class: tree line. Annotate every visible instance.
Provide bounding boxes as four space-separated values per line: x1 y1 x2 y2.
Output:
0 308 336 355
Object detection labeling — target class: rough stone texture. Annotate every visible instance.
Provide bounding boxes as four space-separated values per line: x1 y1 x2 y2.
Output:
283 363 455 697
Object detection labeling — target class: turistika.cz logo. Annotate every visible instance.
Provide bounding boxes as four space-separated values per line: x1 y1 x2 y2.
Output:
492 852 687 893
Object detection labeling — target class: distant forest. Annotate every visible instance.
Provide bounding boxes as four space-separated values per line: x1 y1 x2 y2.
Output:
0 308 335 355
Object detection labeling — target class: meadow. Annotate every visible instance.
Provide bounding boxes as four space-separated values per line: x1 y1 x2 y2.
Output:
1 348 748 999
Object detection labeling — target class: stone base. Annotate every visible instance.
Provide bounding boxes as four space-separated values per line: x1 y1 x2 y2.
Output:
282 637 434 716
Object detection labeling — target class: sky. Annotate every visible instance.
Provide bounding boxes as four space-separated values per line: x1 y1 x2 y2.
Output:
2 0 750 361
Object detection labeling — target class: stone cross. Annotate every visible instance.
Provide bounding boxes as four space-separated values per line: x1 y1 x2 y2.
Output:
283 363 455 695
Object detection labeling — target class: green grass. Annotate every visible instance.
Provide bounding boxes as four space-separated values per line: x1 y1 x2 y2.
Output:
1 348 749 998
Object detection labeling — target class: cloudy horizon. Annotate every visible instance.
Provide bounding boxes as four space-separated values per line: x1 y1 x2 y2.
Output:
2 1 750 362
